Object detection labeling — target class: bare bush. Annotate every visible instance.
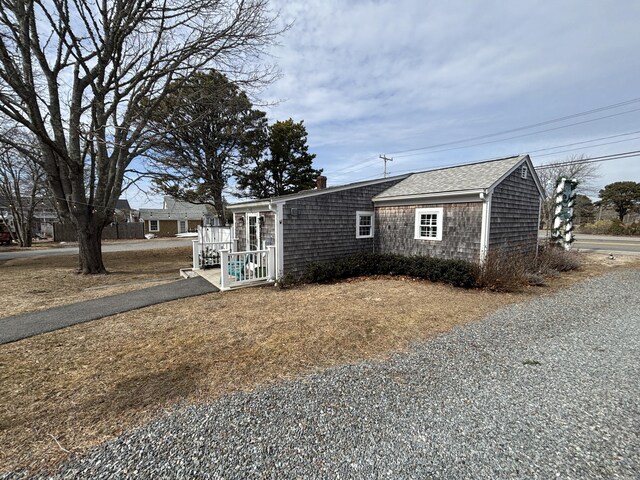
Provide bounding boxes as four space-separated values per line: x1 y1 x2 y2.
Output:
537 245 582 273
474 250 530 292
475 246 582 292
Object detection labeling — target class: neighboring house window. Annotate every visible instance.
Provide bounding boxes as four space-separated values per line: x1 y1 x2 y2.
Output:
149 219 159 232
178 220 188 233
356 211 374 238
521 165 528 179
414 207 443 241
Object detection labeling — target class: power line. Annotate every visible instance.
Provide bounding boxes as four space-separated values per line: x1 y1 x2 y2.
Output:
530 135 640 159
390 107 640 160
525 130 640 155
386 96 640 156
534 150 640 169
342 149 640 184
323 96 640 178
325 128 640 180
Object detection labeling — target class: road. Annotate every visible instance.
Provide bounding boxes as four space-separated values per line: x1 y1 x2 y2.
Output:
540 232 640 256
0 237 194 261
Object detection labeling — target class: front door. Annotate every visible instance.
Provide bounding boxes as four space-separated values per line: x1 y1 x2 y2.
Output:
178 220 188 234
246 214 260 251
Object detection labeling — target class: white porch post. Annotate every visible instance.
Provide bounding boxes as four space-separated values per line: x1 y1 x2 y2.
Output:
192 240 200 270
220 250 229 290
267 245 276 281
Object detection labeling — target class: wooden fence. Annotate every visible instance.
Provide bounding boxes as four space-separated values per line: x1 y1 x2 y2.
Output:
54 222 144 242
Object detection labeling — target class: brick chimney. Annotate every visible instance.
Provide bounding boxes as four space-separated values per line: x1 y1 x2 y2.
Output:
316 175 327 190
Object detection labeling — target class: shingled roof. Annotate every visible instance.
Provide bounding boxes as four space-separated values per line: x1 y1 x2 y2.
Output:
138 196 211 220
373 155 531 201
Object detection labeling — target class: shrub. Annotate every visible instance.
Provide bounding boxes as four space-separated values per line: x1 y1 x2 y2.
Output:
536 244 582 273
578 219 640 236
473 250 530 292
301 247 582 293
303 252 476 288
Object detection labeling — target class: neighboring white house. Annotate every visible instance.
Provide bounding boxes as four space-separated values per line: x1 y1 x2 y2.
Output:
138 197 219 237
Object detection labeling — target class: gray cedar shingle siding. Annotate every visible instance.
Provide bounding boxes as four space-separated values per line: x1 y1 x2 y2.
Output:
489 166 540 253
234 213 246 249
282 180 403 275
375 203 483 262
261 211 277 247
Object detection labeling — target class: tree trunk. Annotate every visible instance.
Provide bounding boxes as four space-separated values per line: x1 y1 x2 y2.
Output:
214 190 225 226
76 218 106 274
21 221 33 247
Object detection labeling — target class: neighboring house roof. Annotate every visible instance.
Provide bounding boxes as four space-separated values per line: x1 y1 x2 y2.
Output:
228 174 411 211
373 155 543 202
139 196 210 221
115 199 132 211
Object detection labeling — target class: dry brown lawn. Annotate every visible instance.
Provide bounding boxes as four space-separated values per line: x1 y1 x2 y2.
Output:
0 253 638 474
0 246 192 317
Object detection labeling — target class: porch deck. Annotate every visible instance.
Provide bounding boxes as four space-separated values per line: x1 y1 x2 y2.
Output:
194 267 222 290
187 226 276 291
194 267 274 291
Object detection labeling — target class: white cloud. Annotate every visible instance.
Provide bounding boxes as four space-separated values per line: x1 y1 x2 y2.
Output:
253 0 640 187
128 0 640 207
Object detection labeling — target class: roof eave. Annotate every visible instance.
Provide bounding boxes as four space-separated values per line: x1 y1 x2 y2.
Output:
486 154 545 198
373 188 486 203
228 174 411 211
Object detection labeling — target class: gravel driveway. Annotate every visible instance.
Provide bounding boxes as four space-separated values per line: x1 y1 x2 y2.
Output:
9 270 640 479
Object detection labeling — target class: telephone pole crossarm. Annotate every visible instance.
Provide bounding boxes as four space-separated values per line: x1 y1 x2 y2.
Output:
380 154 393 178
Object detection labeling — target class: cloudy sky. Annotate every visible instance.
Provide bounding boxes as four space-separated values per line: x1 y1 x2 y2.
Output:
134 0 640 207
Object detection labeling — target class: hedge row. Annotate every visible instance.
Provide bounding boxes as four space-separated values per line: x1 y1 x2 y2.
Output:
302 252 476 288
578 219 640 236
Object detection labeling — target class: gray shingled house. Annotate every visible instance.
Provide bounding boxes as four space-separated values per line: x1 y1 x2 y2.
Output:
227 155 543 281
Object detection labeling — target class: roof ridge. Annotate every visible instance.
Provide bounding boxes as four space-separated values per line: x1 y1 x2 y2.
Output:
408 154 523 176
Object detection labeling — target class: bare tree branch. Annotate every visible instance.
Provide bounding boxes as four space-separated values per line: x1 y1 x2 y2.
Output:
0 0 285 272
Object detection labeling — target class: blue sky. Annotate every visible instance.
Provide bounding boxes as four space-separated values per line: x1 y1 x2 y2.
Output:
131 0 640 208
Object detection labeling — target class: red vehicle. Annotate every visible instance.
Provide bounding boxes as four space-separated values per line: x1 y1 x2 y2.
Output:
0 224 12 245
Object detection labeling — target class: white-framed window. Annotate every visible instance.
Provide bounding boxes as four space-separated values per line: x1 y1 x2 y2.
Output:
356 211 374 238
149 219 159 232
246 213 261 251
178 220 188 233
521 165 528 179
414 207 443 241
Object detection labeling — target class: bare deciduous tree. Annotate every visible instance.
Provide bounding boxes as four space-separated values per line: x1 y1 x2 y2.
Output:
535 154 601 230
0 129 47 247
0 0 282 272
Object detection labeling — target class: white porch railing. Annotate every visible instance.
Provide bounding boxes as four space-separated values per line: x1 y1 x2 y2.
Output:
220 245 276 289
198 225 231 244
192 240 234 269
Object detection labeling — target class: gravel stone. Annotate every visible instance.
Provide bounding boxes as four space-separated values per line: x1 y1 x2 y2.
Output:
5 270 639 479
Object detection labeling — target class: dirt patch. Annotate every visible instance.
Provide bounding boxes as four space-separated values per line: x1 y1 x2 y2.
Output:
0 253 638 474
0 247 192 318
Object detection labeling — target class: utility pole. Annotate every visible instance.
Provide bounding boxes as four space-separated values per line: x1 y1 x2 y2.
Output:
380 154 393 178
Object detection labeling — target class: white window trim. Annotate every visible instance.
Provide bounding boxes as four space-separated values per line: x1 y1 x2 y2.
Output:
149 219 159 232
246 213 261 251
521 165 528 179
356 211 374 238
414 207 443 241
177 219 188 233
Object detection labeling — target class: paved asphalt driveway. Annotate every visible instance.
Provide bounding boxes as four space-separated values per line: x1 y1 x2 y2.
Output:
0 276 217 345
0 237 194 261
18 269 638 479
